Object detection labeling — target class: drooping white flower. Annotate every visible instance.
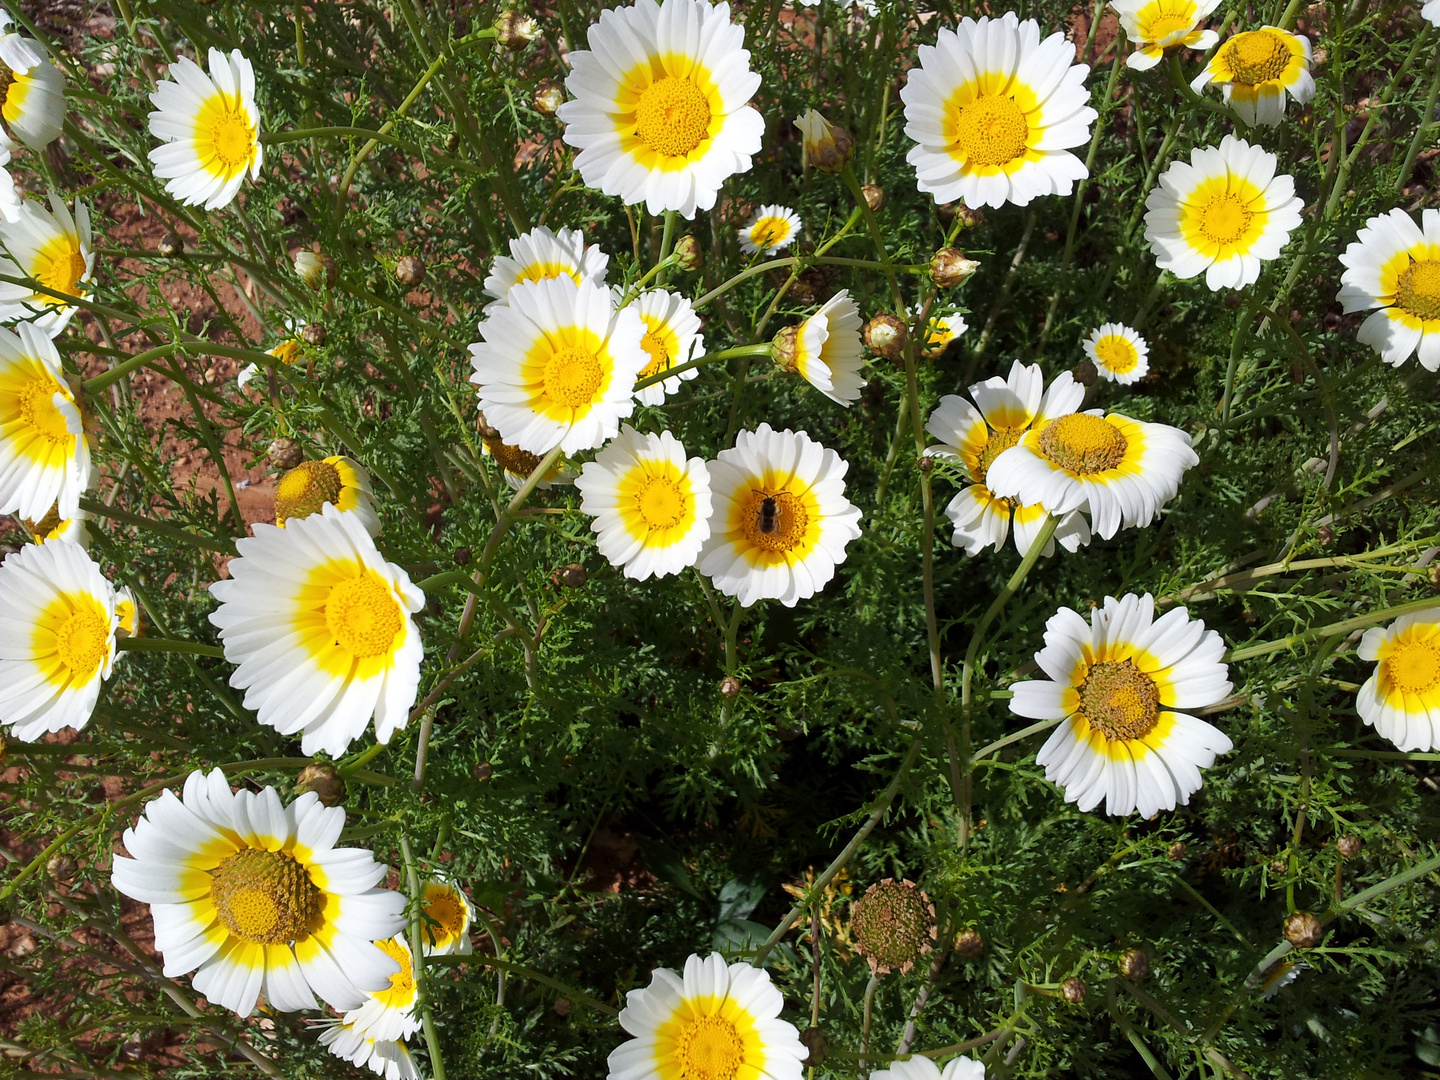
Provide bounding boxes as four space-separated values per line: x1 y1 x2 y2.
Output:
631 289 705 406
0 12 64 150
786 290 864 406
1112 0 1221 71
0 322 89 520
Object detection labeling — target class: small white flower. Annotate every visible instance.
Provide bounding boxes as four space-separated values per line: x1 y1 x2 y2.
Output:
631 289 705 406
1191 26 1314 127
788 290 864 406
1356 607 1440 752
1112 0 1221 71
1083 323 1150 384
0 322 90 520
1338 208 1440 370
0 193 95 337
739 204 802 255
483 225 609 309
147 48 262 210
0 13 64 150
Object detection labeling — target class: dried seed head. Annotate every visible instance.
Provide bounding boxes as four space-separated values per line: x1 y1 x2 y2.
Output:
295 249 338 289
1062 976 1087 1004
266 437 304 471
861 184 885 212
930 247 979 289
794 109 855 173
395 255 426 287
558 563 587 589
1336 835 1362 859
473 761 494 782
46 855 77 883
799 1026 827 1067
495 10 539 49
453 546 472 566
1283 911 1323 949
862 313 908 362
720 675 742 699
1167 841 1188 860
1073 359 1098 387
157 233 184 258
553 998 572 1017
772 326 799 373
1118 948 1150 981
673 235 702 272
295 762 346 807
301 323 328 347
533 78 566 117
851 878 937 975
953 927 985 958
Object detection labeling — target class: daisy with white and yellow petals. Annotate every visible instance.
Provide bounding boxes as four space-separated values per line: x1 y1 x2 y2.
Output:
1338 208 1440 371
147 48 262 211
0 195 94 336
0 323 89 522
318 1020 419 1080
1356 608 1440 752
870 1054 987 1080
1112 0 1221 71
576 426 712 581
469 276 647 455
208 504 424 758
924 360 1091 558
418 877 474 956
274 456 380 536
1143 134 1302 292
558 0 765 217
332 936 421 1044
115 585 138 638
986 403 1198 540
631 289 705 406
900 12 1098 210
483 225 610 310
22 505 90 548
697 423 862 608
1084 323 1150 384
784 290 865 406
0 11 63 150
1010 594 1234 818
1426 1 1440 26
924 313 969 357
608 951 806 1080
1191 26 1314 127
0 539 115 741
238 330 305 389
739 205 801 256
110 768 408 1018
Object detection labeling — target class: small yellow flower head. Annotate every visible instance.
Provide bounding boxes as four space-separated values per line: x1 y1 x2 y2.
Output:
495 10 540 50
794 108 855 172
930 247 980 288
850 878 937 975
274 456 379 535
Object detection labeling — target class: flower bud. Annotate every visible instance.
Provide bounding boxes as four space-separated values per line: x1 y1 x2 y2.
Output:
295 249 338 289
395 255 426 288
1118 948 1149 981
453 546 472 566
1073 359 1098 387
558 562 587 588
1317 524 1334 547
533 78 565 117
673 235 702 272
1268 857 1288 875
266 437 304 471
862 313 907 362
799 1027 827 1067
1336 835 1362 859
554 998 572 1017
952 205 983 231
1283 911 1323 949
953 927 984 958
720 675 742 699
46 854 77 883
1062 977 1087 1004
861 184 885 212
771 326 799 373
930 247 979 289
794 109 855 173
1167 841 1188 860
157 233 184 258
295 762 346 807
495 10 539 49
473 761 494 782
301 323 328 347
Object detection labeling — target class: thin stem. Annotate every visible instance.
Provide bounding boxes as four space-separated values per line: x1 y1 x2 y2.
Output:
115 638 225 658
1226 595 1440 662
400 834 447 1080
634 343 773 391
1395 56 1440 193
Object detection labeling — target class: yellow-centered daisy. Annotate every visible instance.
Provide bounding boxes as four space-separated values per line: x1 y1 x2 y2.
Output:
631 289 705 406
208 504 425 758
901 12 1098 209
0 322 89 521
558 0 765 217
871 1055 987 1080
0 194 95 337
1143 134 1302 291
483 225 610 310
607 951 807 1080
479 423 578 492
0 539 116 741
0 11 64 150
1427 1 1440 26
1112 0 1221 71
780 290 865 406
418 877 474 956
318 1019 419 1080
238 328 305 389
1191 26 1314 127
924 313 969 358
469 276 647 455
148 48 262 211
110 768 408 1018
739 204 801 256
1338 208 1440 371
115 585 138 638
22 505 90 549
1010 594 1234 817
924 360 1090 558
274 456 380 537
697 423 862 608
576 426 712 581
1357 608 1440 752
1083 323 1150 384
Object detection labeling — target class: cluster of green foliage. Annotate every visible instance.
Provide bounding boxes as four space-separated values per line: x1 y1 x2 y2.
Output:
2 0 1439 1077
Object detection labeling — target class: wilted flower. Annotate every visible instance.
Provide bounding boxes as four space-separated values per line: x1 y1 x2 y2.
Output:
794 108 855 172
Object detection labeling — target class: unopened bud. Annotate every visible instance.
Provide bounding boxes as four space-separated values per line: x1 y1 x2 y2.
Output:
720 675 742 699
772 326 799 373
267 437 304 470
929 247 979 289
1283 911 1323 949
395 255 426 288
918 455 933 473
862 313 907 363
295 762 346 807
1118 948 1149 981
473 761 493 782
295 249 338 289
559 562 587 588
301 323 328 347
157 233 184 258
1062 977 1087 1003
46 855 77 883
553 998 572 1017
799 1026 827 1067
445 131 461 153
1317 524 1334 547
533 78 565 117
495 9 539 49
1269 857 1288 875
861 184 885 212
953 205 982 231
453 546 472 566
673 235 701 272
1336 835 1362 859
794 109 855 173
1167 841 1188 860
1073 359 1098 387
1430 564 1440 591
953 927 984 958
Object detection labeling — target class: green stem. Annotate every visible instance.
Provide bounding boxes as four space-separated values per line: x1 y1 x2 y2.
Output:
115 638 225 658
400 834 447 1080
656 209 678 289
1395 56 1440 193
1167 52 1244 124
1226 595 1440 662
634 343 773 391
78 496 238 556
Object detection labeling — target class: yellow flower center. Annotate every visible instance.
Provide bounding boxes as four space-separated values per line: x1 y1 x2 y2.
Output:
483 434 543 477
543 346 605 408
741 488 809 552
973 425 1024 486
675 1014 745 1080
270 339 303 366
210 848 322 945
1094 335 1140 374
275 459 343 525
1141 10 1195 40
1196 191 1254 246
1079 659 1161 741
1038 414 1129 474
748 216 789 250
32 235 88 303
951 93 1030 169
1394 259 1440 322
422 887 468 946
1223 30 1292 85
55 603 109 682
633 474 690 530
196 92 258 176
519 260 581 286
1384 638 1440 695
18 376 73 444
634 76 712 158
372 937 416 1007
324 571 403 659
639 330 672 379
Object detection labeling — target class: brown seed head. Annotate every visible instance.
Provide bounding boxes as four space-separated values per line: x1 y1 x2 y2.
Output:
495 10 540 49
1062 976 1087 1004
474 761 494 782
720 675 742 699
295 762 346 807
533 78 566 117
1268 857 1288 875
1336 835 1362 859
930 247 979 289
953 927 985 958
1167 841 1188 860
862 314 908 362
1317 524 1334 547
851 878 937 975
1073 359 1098 387
301 323 328 347
267 437 304 471
453 546 472 566
1118 948 1150 981
799 1026 827 1067
673 235 702 272
46 855 77 883
1283 911 1323 949
559 563 587 589
553 998 572 1017
395 255 426 288
861 184 885 212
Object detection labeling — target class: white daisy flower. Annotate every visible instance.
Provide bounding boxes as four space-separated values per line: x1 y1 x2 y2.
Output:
147 47 263 211
1143 134 1302 292
110 768 408 1018
785 290 865 406
608 951 806 1080
208 504 424 758
1112 0 1221 71
1338 208 1440 370
482 226 610 310
1010 593 1234 818
418 877 474 956
273 456 380 536
738 205 801 255
631 289 705 406
0 322 89 521
924 360 1091 558
557 0 765 217
1191 26 1314 127
870 1054 986 1080
924 313 969 357
1356 607 1440 752
1426 0 1440 26
115 584 138 638
0 12 64 150
0 194 95 337
0 539 116 740
986 403 1198 540
697 423 862 607
333 936 422 1044
479 426 578 491
1083 322 1150 384
25 506 90 549
318 1022 419 1080
576 426 712 581
239 331 306 388
468 276 647 456
900 12 1098 209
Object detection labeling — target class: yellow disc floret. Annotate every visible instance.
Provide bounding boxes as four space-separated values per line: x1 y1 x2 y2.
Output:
1222 29 1293 85
1094 335 1140 374
639 329 674 380
32 235 87 302
1038 414 1129 475
674 1014 745 1080
634 76 712 158
741 488 809 552
951 93 1030 169
210 847 322 945
371 937 417 1008
275 460 344 525
422 885 468 948
1196 192 1254 248
543 347 605 408
195 92 257 179
1384 637 1440 696
1079 659 1161 741
51 595 110 683
324 571 403 659
634 474 690 530
18 376 73 445
1394 260 1440 323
